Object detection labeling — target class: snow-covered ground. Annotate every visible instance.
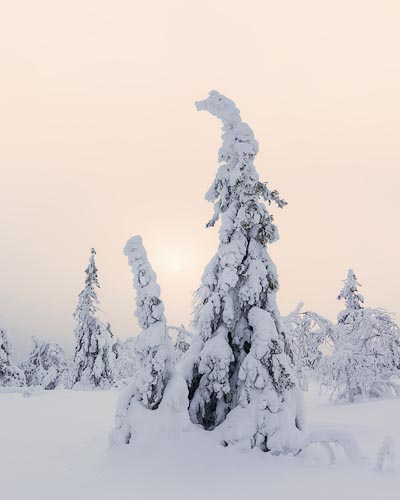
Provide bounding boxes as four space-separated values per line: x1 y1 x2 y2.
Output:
1 386 399 500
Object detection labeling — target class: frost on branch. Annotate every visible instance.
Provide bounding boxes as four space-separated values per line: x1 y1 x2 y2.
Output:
111 236 173 445
0 326 25 388
70 248 115 389
186 91 303 453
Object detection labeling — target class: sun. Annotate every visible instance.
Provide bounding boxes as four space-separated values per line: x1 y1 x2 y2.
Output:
171 262 182 272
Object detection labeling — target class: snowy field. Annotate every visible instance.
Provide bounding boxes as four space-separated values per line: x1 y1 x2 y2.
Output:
1 386 399 500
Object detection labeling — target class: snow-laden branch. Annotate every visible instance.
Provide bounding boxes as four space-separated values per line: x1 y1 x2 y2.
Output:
300 429 362 465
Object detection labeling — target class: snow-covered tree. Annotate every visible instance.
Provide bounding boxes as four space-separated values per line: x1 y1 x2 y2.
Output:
337 269 364 327
122 236 172 407
322 270 400 402
112 236 173 444
184 91 304 453
125 236 167 330
70 248 114 389
112 337 136 382
20 337 67 390
0 327 25 387
284 306 336 390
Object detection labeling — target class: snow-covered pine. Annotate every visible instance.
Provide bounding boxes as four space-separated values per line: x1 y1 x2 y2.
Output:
337 269 364 326
20 336 67 390
322 270 400 402
185 91 304 453
111 236 173 445
70 248 114 389
0 326 25 387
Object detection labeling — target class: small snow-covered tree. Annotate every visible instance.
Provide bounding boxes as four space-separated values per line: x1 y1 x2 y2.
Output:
19 337 45 387
112 337 136 382
369 308 400 372
112 236 173 444
284 306 336 390
20 337 67 390
0 327 25 387
70 248 114 389
322 270 400 402
337 269 364 327
184 91 304 453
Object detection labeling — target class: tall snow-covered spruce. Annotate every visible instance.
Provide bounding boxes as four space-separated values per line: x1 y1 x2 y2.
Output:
70 248 114 389
111 236 173 444
186 91 304 453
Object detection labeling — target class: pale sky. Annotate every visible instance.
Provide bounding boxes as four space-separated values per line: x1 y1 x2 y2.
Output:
1 0 399 358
